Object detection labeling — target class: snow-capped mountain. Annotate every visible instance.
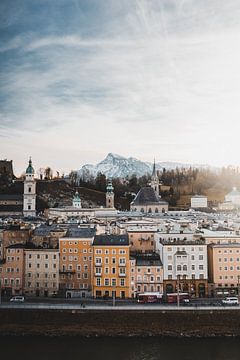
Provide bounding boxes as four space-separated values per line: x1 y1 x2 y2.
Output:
77 153 205 179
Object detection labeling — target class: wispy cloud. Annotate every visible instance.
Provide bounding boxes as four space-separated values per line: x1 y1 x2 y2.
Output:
1 0 240 174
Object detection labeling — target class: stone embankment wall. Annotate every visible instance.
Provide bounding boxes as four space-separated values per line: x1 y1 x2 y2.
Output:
1 309 240 337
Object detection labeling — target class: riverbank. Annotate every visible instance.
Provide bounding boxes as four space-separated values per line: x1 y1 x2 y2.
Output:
1 308 240 337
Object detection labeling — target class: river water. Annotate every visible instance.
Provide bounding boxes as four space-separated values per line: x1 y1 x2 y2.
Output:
1 337 240 360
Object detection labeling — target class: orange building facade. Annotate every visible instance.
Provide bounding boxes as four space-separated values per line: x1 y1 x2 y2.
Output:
0 244 25 296
59 228 95 298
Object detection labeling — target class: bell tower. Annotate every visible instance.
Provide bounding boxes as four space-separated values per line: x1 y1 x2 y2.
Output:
23 157 36 217
72 190 81 208
106 179 115 208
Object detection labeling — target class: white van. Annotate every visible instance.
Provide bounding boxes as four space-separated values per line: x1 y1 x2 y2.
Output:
221 297 239 306
10 296 25 302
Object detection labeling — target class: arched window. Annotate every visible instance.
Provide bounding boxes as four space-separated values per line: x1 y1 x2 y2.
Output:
177 265 181 271
183 265 187 271
155 208 159 213
141 208 144 213
148 208 152 213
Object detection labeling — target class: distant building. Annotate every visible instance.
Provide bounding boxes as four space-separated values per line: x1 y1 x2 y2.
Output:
218 201 235 211
225 187 240 207
130 161 168 214
0 194 23 216
130 187 168 214
191 195 208 209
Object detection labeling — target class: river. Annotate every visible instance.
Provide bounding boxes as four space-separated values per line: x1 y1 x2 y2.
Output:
1 337 240 360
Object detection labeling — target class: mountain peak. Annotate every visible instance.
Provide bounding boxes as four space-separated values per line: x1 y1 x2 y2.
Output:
77 153 209 179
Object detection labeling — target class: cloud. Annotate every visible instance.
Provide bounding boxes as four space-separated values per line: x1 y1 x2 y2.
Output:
1 0 240 174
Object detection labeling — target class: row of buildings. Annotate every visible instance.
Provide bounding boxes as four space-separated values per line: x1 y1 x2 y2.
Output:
1 158 240 299
2 223 240 299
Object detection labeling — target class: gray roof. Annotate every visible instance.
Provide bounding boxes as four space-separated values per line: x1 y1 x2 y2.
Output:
131 187 167 206
0 205 23 212
0 194 23 201
134 252 162 266
65 227 96 238
94 234 129 246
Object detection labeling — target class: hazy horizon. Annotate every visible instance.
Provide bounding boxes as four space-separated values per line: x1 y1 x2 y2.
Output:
1 1 240 175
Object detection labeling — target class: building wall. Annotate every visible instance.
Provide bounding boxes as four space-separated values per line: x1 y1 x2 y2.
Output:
0 247 25 296
128 231 156 252
92 245 130 299
191 197 208 208
131 203 168 214
24 249 59 296
59 237 93 297
208 244 240 295
135 265 163 294
2 230 30 258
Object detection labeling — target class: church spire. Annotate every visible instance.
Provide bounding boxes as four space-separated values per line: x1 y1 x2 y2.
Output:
150 158 159 197
152 158 156 178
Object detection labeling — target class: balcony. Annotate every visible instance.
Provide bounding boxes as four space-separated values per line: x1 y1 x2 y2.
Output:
119 273 126 277
94 272 102 277
59 270 76 274
95 262 102 266
119 262 126 267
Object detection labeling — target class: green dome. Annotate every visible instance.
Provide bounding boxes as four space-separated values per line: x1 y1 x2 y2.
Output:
73 191 80 200
106 179 114 193
26 158 34 174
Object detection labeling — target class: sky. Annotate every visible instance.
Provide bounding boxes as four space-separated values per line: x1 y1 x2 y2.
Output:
1 0 240 176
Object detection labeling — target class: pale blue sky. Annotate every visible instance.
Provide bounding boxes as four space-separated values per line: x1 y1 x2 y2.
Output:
1 0 240 175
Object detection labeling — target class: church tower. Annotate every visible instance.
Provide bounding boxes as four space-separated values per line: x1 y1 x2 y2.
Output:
106 179 115 208
23 157 36 217
150 159 160 197
72 190 81 208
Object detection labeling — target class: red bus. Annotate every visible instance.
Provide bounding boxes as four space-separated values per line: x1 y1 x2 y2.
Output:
166 292 189 304
137 292 163 304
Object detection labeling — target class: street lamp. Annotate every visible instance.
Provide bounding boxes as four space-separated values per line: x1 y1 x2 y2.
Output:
112 279 116 307
177 275 181 307
238 275 240 302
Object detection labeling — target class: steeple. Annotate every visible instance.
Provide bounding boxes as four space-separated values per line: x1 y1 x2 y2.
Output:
150 158 159 197
152 158 157 179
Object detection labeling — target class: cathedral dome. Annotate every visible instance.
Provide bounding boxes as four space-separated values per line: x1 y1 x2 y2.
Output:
26 157 34 174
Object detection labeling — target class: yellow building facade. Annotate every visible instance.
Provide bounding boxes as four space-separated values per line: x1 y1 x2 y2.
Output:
93 234 131 299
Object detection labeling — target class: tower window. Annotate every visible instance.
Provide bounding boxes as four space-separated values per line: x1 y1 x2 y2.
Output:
28 205 31 210
28 187 31 192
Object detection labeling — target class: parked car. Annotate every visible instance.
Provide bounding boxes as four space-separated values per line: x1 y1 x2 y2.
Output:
221 297 239 306
10 296 25 302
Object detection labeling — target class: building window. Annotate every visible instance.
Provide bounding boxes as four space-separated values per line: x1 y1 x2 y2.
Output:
104 278 110 286
120 278 125 286
96 278 101 286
